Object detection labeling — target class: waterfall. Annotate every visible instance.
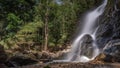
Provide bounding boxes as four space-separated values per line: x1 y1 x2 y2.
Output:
64 0 108 62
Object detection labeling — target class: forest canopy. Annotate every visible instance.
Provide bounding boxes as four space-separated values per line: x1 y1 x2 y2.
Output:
0 0 99 50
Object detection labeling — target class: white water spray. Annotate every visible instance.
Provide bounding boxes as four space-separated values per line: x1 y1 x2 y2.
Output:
64 0 108 62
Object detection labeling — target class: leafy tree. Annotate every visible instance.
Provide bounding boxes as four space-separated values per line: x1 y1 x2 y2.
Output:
6 13 22 35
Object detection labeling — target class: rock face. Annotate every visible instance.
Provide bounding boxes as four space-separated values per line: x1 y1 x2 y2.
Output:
96 0 120 48
94 40 120 63
93 40 120 63
96 0 120 62
103 39 120 62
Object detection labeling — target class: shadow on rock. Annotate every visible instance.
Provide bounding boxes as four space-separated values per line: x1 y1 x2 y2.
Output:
5 53 38 67
0 45 8 68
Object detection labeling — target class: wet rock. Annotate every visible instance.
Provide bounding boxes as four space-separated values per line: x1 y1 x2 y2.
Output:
103 39 120 62
81 34 93 43
97 24 113 38
91 39 120 63
96 24 113 48
90 53 106 64
80 34 94 58
96 0 120 49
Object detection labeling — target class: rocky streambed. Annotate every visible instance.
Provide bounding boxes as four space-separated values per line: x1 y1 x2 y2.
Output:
10 62 120 68
1 38 120 68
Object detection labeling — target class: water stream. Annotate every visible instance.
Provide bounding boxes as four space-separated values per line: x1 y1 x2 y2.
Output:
64 0 108 62
53 0 108 63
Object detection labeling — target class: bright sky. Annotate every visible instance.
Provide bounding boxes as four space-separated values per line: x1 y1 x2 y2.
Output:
55 0 62 5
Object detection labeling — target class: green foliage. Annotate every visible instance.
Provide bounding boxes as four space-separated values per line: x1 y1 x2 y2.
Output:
16 21 43 42
6 13 22 33
0 0 36 21
18 21 43 34
0 0 97 50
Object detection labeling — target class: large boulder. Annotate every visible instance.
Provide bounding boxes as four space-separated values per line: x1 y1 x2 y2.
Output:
80 34 94 58
5 52 38 67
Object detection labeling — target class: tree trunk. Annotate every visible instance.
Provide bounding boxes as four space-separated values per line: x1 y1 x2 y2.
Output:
44 6 49 51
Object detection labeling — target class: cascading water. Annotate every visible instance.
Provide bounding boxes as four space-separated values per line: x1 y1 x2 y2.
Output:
64 0 108 62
